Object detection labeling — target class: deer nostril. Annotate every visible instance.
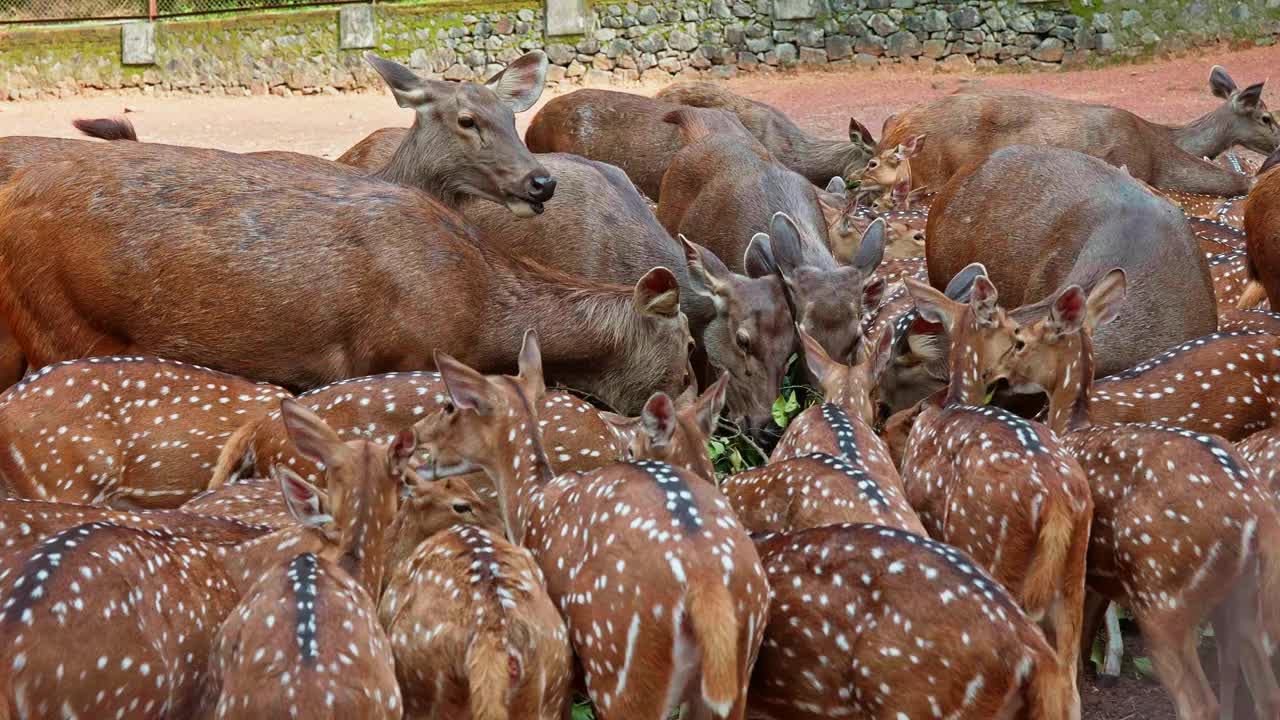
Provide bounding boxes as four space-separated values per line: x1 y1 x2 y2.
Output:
528 176 556 202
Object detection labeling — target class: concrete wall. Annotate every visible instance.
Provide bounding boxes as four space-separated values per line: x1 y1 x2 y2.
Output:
1 0 1277 99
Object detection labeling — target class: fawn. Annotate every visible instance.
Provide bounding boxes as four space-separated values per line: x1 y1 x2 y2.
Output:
994 270 1280 720
411 330 769 720
899 272 1092 720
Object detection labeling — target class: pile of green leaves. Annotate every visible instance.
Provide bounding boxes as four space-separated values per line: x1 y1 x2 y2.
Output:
707 353 821 480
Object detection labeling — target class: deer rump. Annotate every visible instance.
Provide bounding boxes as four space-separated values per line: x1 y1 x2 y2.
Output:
926 145 1216 377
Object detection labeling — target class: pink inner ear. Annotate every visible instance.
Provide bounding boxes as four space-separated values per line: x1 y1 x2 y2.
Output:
863 279 887 308
640 267 678 296
644 394 676 436
909 315 945 335
1055 288 1087 325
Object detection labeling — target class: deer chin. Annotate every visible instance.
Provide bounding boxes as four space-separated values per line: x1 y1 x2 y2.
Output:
415 459 483 481
504 197 546 218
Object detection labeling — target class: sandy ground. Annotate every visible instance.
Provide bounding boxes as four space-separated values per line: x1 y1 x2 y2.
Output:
0 42 1276 158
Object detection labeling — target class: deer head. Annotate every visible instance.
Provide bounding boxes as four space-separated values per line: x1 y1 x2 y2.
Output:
382 476 505 587
682 237 795 441
616 374 729 484
821 188 926 262
367 51 555 217
1209 65 1278 157
859 134 924 192
800 324 894 428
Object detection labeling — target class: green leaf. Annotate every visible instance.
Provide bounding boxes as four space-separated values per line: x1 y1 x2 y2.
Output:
729 447 746 473
1132 656 1156 680
982 388 995 405
707 439 725 460
772 394 792 430
572 702 595 720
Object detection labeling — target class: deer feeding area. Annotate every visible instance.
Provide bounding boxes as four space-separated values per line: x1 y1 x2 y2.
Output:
2 42 1280 720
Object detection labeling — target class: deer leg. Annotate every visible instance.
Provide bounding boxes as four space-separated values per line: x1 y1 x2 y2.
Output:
1213 607 1242 720
1215 579 1280 720
1140 614 1218 720
1080 593 1111 679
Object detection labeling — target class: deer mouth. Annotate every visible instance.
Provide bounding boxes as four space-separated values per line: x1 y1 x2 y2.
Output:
504 196 546 218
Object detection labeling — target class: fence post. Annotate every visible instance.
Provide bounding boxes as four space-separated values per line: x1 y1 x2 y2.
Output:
148 0 156 19
122 21 157 65
544 0 587 37
339 5 376 49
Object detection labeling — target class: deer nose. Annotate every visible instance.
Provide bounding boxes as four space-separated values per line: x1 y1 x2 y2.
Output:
527 175 556 203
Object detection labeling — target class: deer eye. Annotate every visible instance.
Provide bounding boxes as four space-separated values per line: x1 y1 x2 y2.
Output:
451 502 473 514
736 331 752 353
458 115 476 130
867 159 879 169
443 401 456 414
1265 115 1276 126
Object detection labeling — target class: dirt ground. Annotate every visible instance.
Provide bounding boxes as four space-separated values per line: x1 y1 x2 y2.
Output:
0 42 1276 158
2 40 1274 720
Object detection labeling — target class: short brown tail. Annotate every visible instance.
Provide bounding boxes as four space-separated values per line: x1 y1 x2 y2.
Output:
1021 502 1075 626
208 421 258 489
686 581 740 718
72 117 138 142
1024 652 1070 720
467 633 512 720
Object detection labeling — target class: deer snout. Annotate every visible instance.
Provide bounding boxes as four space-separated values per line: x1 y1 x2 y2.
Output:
525 174 557 203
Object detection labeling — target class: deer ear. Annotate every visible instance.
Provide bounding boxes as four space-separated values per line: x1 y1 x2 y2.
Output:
634 267 681 318
1234 82 1265 113
905 277 962 333
682 237 733 304
694 373 729 437
1086 269 1128 331
744 233 778 279
768 212 806 277
280 399 348 468
435 352 495 415
640 392 677 448
1210 65 1237 99
971 275 1000 325
485 50 548 113
366 53 439 108
388 429 417 488
799 325 841 383
868 326 896 380
944 262 987 302
517 329 545 397
849 117 875 146
862 276 887 313
275 465 332 528
852 218 887 274
1047 285 1087 338
825 176 848 197
902 134 925 158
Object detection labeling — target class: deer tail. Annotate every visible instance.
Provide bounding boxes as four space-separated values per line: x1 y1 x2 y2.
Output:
72 117 138 142
1021 501 1075 625
208 421 258 489
1257 515 1280 653
467 632 512 720
686 580 740 718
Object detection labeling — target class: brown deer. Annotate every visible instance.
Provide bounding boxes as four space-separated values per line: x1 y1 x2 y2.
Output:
994 272 1280 720
655 81 875 187
824 202 927 265
749 524 1068 720
0 356 292 507
411 331 769 720
927 144 1216 376
379 479 573 720
1082 330 1280 442
607 373 730 484
899 274 1092 719
1242 147 1280 311
203 398 415 719
880 66 1275 196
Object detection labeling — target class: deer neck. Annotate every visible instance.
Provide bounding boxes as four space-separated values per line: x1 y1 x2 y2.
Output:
1044 334 1096 435
943 328 989 407
335 493 392 600
1165 107 1234 160
374 123 464 209
482 378 556 546
799 138 866 183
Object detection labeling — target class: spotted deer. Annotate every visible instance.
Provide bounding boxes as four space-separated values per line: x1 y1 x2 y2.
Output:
1209 249 1254 309
1082 330 1280 442
411 331 769 720
378 479 573 720
203 398 415 720
0 356 292 507
606 373 730 485
821 195 927 265
1220 308 1280 334
182 477 299 530
994 272 1280 720
1190 216 1246 256
0 399 412 720
210 370 641 507
749 523 1067 720
899 274 1092 719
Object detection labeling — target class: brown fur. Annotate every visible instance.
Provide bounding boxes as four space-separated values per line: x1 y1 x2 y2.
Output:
927 144 1216 376
880 68 1275 195
1245 154 1280 310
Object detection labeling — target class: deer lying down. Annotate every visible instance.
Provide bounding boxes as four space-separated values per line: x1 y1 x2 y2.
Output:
880 65 1276 196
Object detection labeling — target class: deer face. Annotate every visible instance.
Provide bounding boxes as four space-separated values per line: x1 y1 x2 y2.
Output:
801 326 894 428
367 51 555 217
622 375 728 483
1210 66 1278 156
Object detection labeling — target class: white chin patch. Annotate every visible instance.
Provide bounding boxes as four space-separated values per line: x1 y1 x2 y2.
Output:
504 198 541 218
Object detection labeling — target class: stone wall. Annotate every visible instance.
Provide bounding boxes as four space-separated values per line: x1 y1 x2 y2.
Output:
1 0 1278 99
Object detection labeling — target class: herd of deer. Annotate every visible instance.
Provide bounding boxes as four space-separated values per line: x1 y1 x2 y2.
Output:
1 47 1280 720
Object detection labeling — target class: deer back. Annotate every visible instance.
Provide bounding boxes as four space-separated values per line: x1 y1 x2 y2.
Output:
749 524 1061 720
1245 163 1280 311
1220 308 1280 334
182 477 299 530
0 356 291 508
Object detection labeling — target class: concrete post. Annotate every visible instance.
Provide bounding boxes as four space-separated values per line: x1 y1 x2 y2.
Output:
121 21 156 65
339 5 377 50
545 0 588 37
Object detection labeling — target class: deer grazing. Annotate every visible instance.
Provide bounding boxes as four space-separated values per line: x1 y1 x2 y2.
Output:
0 60 692 413
0 356 292 507
1243 146 1280 310
203 399 414 719
899 273 1092 719
993 271 1280 720
880 65 1275 195
379 478 573 720
749 524 1067 719
411 331 769 720
655 81 875 187
927 144 1216 376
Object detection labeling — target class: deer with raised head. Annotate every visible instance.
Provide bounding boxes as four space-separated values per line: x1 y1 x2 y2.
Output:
411 330 769 720
749 523 1068 720
880 65 1275 196
1242 146 1280 311
899 273 1092 720
379 477 573 720
993 271 1280 720
0 55 690 414
927 144 1216 376
0 356 291 506
655 81 875 187
203 398 416 719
